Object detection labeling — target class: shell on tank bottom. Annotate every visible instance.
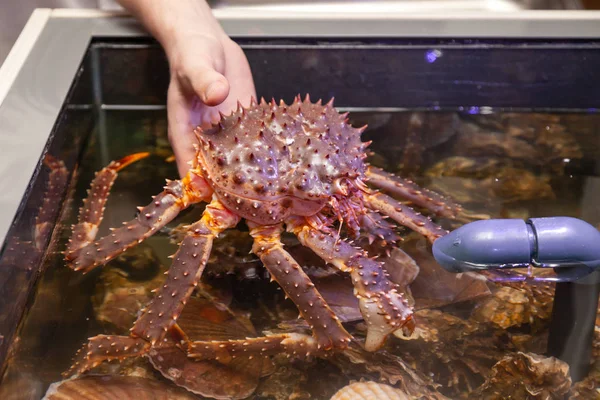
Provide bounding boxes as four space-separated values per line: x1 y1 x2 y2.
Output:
330 381 410 400
42 375 199 400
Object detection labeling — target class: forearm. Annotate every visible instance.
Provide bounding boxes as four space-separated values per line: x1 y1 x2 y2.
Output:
116 0 225 59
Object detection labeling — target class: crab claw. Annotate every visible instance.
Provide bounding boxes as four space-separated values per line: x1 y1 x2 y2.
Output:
289 220 414 352
360 295 415 351
349 258 415 351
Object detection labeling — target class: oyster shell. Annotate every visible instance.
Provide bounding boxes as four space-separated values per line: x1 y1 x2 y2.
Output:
393 309 506 397
470 352 571 400
569 360 600 399
471 282 555 331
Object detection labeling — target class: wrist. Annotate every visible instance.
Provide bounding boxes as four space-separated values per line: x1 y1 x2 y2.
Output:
160 12 225 60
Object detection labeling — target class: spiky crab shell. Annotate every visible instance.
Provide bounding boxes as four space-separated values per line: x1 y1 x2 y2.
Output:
193 95 369 226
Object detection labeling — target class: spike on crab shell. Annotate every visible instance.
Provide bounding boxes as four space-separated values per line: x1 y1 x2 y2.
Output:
304 93 311 103
193 127 203 140
249 96 257 107
326 97 335 107
357 124 368 134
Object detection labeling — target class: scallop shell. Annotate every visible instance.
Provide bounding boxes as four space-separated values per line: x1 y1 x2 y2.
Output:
42 375 198 399
147 297 269 400
330 382 410 400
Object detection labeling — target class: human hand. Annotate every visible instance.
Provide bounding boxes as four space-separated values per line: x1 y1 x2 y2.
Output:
166 33 256 177
116 0 256 177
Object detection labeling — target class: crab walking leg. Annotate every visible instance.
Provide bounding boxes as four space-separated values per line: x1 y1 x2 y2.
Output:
130 197 240 344
287 218 414 352
65 152 150 258
35 154 69 250
248 223 353 351
365 192 448 244
66 198 240 376
66 335 149 376
366 166 461 218
359 212 400 246
188 333 322 361
65 168 212 273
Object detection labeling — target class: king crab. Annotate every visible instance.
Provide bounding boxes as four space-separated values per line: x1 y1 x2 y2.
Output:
64 95 461 378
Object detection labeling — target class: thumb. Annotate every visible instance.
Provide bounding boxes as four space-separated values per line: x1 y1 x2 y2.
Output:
184 64 230 107
173 37 230 107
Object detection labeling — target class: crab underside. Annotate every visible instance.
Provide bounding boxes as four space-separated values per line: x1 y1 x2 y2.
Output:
62 95 463 388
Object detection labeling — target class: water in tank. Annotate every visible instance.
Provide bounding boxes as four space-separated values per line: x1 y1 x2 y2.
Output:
0 37 599 399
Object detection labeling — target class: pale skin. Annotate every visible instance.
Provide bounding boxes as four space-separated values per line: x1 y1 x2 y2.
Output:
116 0 257 177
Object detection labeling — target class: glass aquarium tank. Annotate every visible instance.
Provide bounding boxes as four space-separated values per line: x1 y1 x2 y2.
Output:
0 9 599 399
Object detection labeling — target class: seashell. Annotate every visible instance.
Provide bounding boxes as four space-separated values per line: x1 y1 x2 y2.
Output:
471 351 571 399
42 375 198 399
330 381 410 400
147 297 269 400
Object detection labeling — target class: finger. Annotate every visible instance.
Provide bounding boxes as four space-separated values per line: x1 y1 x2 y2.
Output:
204 40 257 115
175 37 231 107
167 80 197 178
183 65 230 107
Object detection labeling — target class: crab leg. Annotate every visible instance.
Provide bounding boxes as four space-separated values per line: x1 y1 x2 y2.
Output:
65 160 212 273
287 217 414 352
365 192 448 244
66 335 149 376
130 197 240 344
248 223 353 351
35 154 69 250
188 333 322 361
66 152 149 258
359 212 400 246
3 154 70 268
66 197 240 376
366 166 461 218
